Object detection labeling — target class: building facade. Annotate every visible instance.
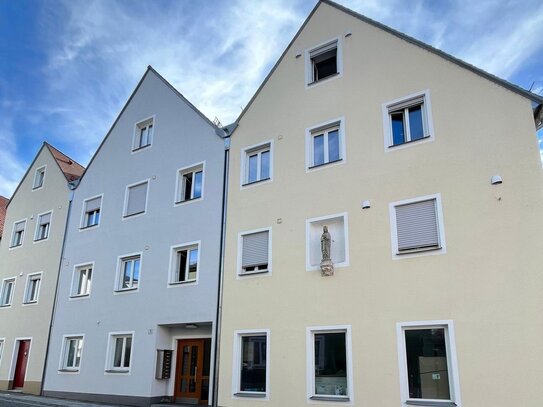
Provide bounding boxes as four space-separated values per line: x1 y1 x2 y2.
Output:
0 144 84 394
43 67 227 406
217 2 543 407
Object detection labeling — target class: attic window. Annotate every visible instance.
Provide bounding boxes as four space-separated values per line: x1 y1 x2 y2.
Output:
33 166 46 190
306 39 341 86
133 117 154 151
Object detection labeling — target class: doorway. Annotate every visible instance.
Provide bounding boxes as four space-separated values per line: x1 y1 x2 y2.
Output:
12 340 31 390
174 339 211 405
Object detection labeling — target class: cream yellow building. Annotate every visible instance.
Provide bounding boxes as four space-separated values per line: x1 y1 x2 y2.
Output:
217 1 543 406
0 143 84 394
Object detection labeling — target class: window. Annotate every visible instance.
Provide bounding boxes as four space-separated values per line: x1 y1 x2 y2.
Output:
33 166 46 189
383 91 434 149
306 118 345 170
305 38 342 86
71 264 92 297
133 117 154 151
23 273 41 304
0 278 15 307
233 330 269 398
170 243 199 284
389 194 446 258
175 163 204 204
60 336 83 371
397 321 461 406
0 340 4 364
241 142 272 186
116 255 141 291
239 229 271 276
306 213 349 271
81 196 102 228
307 326 352 402
35 212 52 241
107 333 133 372
10 220 26 248
124 181 148 217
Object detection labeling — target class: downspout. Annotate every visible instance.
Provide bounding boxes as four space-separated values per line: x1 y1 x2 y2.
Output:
40 185 75 395
212 135 230 407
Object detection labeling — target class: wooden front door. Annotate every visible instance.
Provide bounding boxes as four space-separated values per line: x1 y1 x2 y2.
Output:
13 340 30 389
174 339 210 404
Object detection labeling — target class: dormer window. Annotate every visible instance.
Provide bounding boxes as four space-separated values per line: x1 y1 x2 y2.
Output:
133 117 154 151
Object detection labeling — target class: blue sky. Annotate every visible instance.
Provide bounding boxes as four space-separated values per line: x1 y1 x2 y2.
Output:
1 0 542 197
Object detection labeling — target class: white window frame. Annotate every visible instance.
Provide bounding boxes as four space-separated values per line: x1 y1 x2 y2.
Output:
10 218 27 249
123 180 149 219
232 329 270 400
237 227 272 278
0 339 4 366
58 334 85 373
34 210 53 243
382 90 434 152
240 140 273 189
396 320 462 407
168 241 201 286
70 262 94 299
305 212 350 271
105 332 134 374
305 117 346 172
306 325 354 404
132 115 155 152
32 165 46 190
0 277 16 308
174 161 205 206
23 272 42 305
305 37 343 88
80 194 103 230
389 193 446 259
115 253 142 293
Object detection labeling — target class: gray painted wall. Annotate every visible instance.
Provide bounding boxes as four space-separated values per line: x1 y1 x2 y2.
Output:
43 69 225 402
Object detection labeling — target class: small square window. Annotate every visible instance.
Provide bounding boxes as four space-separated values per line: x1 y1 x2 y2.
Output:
239 229 271 276
175 163 204 204
133 118 154 151
10 220 26 248
242 143 272 186
389 194 446 257
60 336 83 371
106 333 133 372
33 166 46 189
383 91 434 149
124 181 148 218
23 273 41 304
306 118 345 169
233 330 269 398
116 255 141 291
0 278 15 306
35 212 52 241
305 38 342 86
397 321 461 406
71 264 92 297
170 244 199 284
81 196 102 229
307 326 352 402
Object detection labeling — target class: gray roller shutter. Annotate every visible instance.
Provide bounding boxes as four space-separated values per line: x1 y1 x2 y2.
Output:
242 231 269 268
39 212 51 225
85 197 102 212
126 183 148 216
395 199 439 252
15 221 25 232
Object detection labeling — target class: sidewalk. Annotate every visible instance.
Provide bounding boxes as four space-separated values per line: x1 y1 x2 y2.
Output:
0 391 124 407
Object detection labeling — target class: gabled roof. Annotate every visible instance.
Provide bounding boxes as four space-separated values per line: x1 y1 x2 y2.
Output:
0 195 8 239
75 66 226 185
235 0 543 125
45 142 85 182
6 142 85 209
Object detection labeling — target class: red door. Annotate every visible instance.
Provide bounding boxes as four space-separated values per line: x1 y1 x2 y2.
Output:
13 340 30 389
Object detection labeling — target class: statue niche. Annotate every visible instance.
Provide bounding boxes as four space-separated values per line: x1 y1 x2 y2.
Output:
320 225 334 276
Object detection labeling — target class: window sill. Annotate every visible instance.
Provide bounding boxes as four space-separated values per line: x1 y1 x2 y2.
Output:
114 287 138 293
9 244 22 249
0 304 12 308
34 237 48 242
131 145 151 152
23 301 37 305
238 269 269 277
307 72 340 86
168 280 197 286
70 294 90 299
123 210 146 218
242 177 271 187
105 369 130 374
405 400 456 407
58 369 79 373
174 197 202 205
234 392 266 398
310 395 350 402
397 245 441 255
32 186 43 190
80 224 99 230
388 135 431 148
308 158 343 170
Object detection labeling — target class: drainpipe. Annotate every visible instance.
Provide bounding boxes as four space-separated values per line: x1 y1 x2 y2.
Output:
212 136 230 406
40 185 75 395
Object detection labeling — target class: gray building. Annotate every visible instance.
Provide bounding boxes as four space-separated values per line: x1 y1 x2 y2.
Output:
43 67 227 406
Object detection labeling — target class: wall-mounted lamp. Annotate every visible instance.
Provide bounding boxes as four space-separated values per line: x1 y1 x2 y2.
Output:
490 175 503 185
185 324 198 329
345 31 352 37
362 200 371 209
295 51 302 58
